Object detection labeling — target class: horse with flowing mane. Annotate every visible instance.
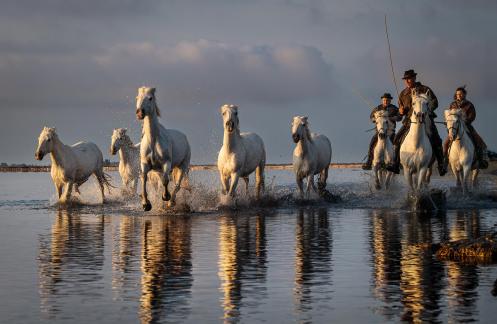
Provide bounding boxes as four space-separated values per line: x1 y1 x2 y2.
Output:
110 128 140 195
400 91 434 191
372 111 395 190
35 127 112 203
136 87 191 211
217 104 266 199
291 116 332 199
444 109 478 194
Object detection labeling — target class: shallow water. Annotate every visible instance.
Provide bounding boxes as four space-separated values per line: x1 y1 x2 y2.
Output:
1 171 497 323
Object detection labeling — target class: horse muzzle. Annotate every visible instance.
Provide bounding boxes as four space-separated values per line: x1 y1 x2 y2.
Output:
35 151 44 160
226 121 235 133
136 109 145 120
292 134 300 143
378 132 386 140
110 147 116 155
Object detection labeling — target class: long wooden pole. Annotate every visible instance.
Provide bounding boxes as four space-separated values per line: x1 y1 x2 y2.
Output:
384 15 400 99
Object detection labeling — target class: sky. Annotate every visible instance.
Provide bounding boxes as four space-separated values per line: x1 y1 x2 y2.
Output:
1 0 496 164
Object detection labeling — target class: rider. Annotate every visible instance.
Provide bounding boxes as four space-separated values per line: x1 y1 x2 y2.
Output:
386 69 447 176
443 86 489 169
387 70 447 176
362 93 401 170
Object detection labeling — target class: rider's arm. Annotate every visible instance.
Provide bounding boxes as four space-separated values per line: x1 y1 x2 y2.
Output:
465 103 476 123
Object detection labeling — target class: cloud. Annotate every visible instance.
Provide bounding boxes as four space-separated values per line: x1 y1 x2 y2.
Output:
0 39 334 109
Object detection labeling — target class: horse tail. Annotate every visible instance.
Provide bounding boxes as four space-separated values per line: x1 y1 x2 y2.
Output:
101 172 116 193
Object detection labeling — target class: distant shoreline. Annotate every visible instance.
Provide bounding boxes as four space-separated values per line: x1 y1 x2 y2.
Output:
0 163 363 172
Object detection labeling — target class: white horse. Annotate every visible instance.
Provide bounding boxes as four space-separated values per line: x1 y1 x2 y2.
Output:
291 116 332 199
444 109 478 194
136 87 191 211
110 128 141 195
35 127 112 203
217 104 266 199
400 91 434 191
372 111 395 190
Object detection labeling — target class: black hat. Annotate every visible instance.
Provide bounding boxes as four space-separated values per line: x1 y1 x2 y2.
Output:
381 93 393 100
402 69 417 80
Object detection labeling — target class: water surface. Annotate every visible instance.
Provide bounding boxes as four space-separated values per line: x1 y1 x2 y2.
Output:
1 171 497 323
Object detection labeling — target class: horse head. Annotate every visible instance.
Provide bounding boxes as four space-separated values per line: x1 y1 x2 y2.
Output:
444 109 464 141
411 91 430 125
35 127 57 160
220 104 240 133
136 86 160 120
110 128 128 155
374 111 389 140
291 116 309 143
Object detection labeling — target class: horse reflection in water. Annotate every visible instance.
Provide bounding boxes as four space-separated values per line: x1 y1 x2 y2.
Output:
445 210 482 323
111 215 141 297
293 208 333 320
368 209 486 323
139 215 193 324
369 209 403 320
218 212 268 322
398 212 446 322
38 209 106 318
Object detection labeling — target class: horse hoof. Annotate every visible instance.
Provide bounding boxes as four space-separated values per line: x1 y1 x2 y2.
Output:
167 201 176 208
375 183 381 190
162 192 171 201
143 202 152 211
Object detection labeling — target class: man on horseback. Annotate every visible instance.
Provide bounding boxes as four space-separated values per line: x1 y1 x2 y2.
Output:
386 69 447 176
362 93 401 170
443 86 489 169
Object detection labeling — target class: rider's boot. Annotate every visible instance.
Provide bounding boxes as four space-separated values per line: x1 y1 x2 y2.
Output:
435 146 447 176
385 145 400 174
362 135 377 170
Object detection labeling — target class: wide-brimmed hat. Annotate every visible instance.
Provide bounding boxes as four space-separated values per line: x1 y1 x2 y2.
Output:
402 69 417 80
381 93 393 100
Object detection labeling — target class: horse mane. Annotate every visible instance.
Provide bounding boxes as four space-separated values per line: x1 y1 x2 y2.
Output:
43 127 58 140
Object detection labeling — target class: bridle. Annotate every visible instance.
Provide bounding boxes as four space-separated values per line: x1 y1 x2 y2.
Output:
447 114 462 141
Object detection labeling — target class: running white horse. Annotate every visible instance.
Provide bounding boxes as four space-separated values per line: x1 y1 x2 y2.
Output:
217 104 266 199
372 111 395 190
35 127 112 203
400 91 434 191
136 86 191 211
444 109 478 194
291 116 332 199
110 128 140 195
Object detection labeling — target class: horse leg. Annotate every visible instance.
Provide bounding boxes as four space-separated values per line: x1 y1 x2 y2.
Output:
62 181 73 203
418 168 428 191
305 175 314 199
296 175 304 199
55 182 63 199
95 172 106 203
318 167 328 194
471 169 479 190
462 165 471 195
228 172 240 197
243 177 249 195
141 164 152 211
374 167 381 190
220 171 229 195
385 171 392 189
405 169 414 193
168 167 187 207
255 164 265 200
161 162 172 202
132 177 138 196
425 166 432 185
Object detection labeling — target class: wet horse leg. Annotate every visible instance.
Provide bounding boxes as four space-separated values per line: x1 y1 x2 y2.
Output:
141 163 152 211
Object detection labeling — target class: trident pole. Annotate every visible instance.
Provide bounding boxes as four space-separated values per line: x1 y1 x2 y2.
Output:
384 15 400 99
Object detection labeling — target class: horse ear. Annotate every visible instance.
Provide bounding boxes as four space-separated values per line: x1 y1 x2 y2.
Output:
302 116 308 124
425 89 430 97
150 87 156 95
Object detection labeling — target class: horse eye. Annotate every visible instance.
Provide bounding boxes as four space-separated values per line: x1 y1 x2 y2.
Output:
148 97 152 101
